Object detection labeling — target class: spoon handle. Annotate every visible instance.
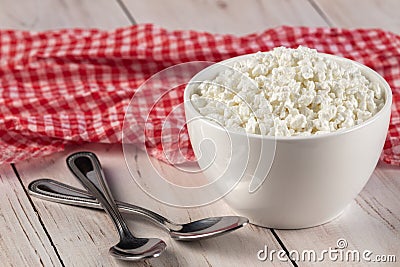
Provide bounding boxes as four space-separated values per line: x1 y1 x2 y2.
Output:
67 152 136 241
28 178 174 231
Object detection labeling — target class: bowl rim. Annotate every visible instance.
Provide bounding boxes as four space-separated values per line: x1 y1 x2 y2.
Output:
183 51 393 141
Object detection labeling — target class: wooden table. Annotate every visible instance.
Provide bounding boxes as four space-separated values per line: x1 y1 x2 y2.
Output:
0 1 399 266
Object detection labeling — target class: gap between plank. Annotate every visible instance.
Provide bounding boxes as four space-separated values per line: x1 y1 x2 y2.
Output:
271 229 299 267
116 0 137 25
11 163 66 267
307 0 334 27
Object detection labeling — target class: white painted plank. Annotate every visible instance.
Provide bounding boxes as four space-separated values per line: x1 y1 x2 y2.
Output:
122 0 328 34
0 165 62 266
16 143 289 266
313 0 400 34
0 0 131 30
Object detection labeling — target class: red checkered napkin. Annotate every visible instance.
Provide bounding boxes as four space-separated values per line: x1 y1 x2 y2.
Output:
0 24 399 165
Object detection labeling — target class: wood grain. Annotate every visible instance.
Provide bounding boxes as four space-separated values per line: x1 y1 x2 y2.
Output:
313 0 400 34
15 143 289 266
122 0 328 34
0 165 62 266
0 0 130 30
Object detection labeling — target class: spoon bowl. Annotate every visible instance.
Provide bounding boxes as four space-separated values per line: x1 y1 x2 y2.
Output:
110 238 166 260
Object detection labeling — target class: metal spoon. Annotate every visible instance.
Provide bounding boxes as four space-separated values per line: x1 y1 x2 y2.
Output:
28 178 249 240
66 151 166 260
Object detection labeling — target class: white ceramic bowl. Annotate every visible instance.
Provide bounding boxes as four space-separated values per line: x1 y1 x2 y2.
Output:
184 53 392 229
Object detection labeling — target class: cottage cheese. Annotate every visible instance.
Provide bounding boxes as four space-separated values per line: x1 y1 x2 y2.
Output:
191 46 385 136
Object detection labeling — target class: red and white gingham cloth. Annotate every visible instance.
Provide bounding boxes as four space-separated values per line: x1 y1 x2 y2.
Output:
0 24 399 165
